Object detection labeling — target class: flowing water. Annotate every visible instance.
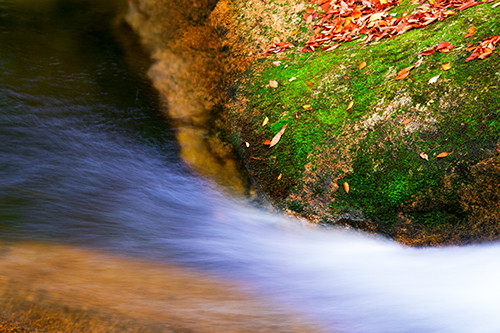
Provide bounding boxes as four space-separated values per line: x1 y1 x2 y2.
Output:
1 1 500 332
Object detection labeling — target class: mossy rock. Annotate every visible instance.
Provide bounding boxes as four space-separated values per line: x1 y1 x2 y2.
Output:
230 0 500 245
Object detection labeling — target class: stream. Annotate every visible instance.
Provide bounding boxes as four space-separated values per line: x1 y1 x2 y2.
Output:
1 1 499 332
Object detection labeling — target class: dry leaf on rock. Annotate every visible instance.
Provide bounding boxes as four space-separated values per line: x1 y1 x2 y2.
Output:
270 124 287 148
428 75 440 84
441 63 452 71
346 100 354 111
395 67 410 80
262 116 269 127
464 26 476 39
436 151 452 158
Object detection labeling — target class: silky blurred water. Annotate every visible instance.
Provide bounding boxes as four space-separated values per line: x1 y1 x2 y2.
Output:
1 1 499 332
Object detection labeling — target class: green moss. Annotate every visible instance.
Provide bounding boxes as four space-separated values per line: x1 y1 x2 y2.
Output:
238 1 500 228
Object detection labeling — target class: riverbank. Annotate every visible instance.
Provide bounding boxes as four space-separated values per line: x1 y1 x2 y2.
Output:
126 0 499 246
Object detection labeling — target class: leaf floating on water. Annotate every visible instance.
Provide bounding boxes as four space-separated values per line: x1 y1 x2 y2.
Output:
359 61 367 70
441 63 452 71
263 139 271 146
270 124 287 148
464 26 476 39
269 80 278 88
428 74 440 84
262 116 269 127
436 151 452 158
346 100 354 111
419 152 429 161
343 182 350 193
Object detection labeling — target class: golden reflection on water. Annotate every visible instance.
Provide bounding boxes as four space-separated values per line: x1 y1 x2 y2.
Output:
0 242 318 332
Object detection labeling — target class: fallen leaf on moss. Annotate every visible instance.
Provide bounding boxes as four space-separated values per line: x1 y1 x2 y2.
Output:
277 173 282 180
441 63 452 71
295 3 305 13
269 80 278 88
343 182 350 193
302 104 312 111
428 74 440 84
270 124 287 148
420 47 436 56
414 58 423 68
346 100 354 111
263 139 271 146
464 26 476 39
420 152 429 160
401 118 411 125
289 77 297 82
436 42 454 53
458 0 479 11
395 67 411 80
262 116 269 127
245 142 250 148
272 61 282 66
436 151 452 158
359 61 367 70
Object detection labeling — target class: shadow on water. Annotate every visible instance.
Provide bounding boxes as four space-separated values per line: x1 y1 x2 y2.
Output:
1 1 500 333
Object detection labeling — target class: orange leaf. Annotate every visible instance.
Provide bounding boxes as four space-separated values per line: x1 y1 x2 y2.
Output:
395 67 410 80
302 104 312 110
401 118 411 125
277 173 282 180
269 80 278 88
270 124 287 148
436 152 451 158
359 61 367 70
441 63 451 71
263 139 271 145
346 100 354 111
464 26 476 39
343 182 350 193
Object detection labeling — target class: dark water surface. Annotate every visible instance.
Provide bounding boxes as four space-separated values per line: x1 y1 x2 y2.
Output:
1 1 500 332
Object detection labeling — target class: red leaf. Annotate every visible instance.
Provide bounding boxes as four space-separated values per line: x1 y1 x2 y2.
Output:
420 47 436 56
458 0 479 11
